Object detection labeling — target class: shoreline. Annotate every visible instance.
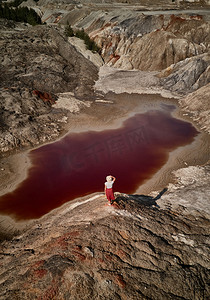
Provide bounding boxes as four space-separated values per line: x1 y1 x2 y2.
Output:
0 66 209 239
137 132 210 194
0 92 191 197
0 93 209 238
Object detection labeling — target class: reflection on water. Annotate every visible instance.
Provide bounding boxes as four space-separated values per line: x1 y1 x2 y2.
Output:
0 109 198 220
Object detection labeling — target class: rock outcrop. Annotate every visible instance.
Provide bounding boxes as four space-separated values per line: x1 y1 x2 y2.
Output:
112 30 205 71
0 20 98 154
59 8 210 95
159 53 210 94
0 20 98 98
179 83 210 133
83 13 210 72
0 166 209 299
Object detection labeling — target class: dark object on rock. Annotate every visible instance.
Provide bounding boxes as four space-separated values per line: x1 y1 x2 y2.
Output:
112 188 168 210
24 248 35 254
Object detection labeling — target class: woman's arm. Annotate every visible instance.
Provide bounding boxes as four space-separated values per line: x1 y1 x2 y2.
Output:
104 183 107 193
112 176 116 182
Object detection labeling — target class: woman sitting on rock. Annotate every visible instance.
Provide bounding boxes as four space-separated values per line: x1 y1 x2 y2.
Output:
104 175 116 205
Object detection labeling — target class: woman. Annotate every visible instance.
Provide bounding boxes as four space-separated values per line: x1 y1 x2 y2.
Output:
104 175 116 205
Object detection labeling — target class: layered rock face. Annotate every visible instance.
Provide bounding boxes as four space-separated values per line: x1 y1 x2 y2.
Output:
159 54 210 94
179 83 210 133
79 13 210 72
61 9 210 95
0 20 98 154
0 166 209 299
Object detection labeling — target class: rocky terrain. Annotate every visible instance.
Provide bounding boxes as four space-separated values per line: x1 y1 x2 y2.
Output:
0 165 209 299
1 10 210 154
1 2 210 154
179 83 210 133
0 19 98 154
0 0 210 299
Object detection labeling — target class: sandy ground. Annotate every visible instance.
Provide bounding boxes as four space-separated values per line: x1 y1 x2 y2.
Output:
0 65 209 238
0 152 31 197
95 66 176 98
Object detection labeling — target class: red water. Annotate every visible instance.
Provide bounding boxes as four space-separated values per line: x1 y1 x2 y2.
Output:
0 109 198 220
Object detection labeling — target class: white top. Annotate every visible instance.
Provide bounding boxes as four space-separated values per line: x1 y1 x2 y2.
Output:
105 181 113 189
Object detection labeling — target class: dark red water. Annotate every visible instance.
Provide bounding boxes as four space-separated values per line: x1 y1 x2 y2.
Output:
0 109 198 220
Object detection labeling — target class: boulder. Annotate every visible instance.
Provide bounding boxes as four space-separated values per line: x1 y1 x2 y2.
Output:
159 53 210 94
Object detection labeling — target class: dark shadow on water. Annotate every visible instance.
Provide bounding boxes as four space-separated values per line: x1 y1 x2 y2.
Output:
112 188 168 208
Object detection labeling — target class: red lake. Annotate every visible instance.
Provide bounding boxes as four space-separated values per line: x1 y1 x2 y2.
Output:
0 108 198 220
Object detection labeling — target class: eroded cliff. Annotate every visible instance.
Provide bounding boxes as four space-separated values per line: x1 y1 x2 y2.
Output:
0 20 98 154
